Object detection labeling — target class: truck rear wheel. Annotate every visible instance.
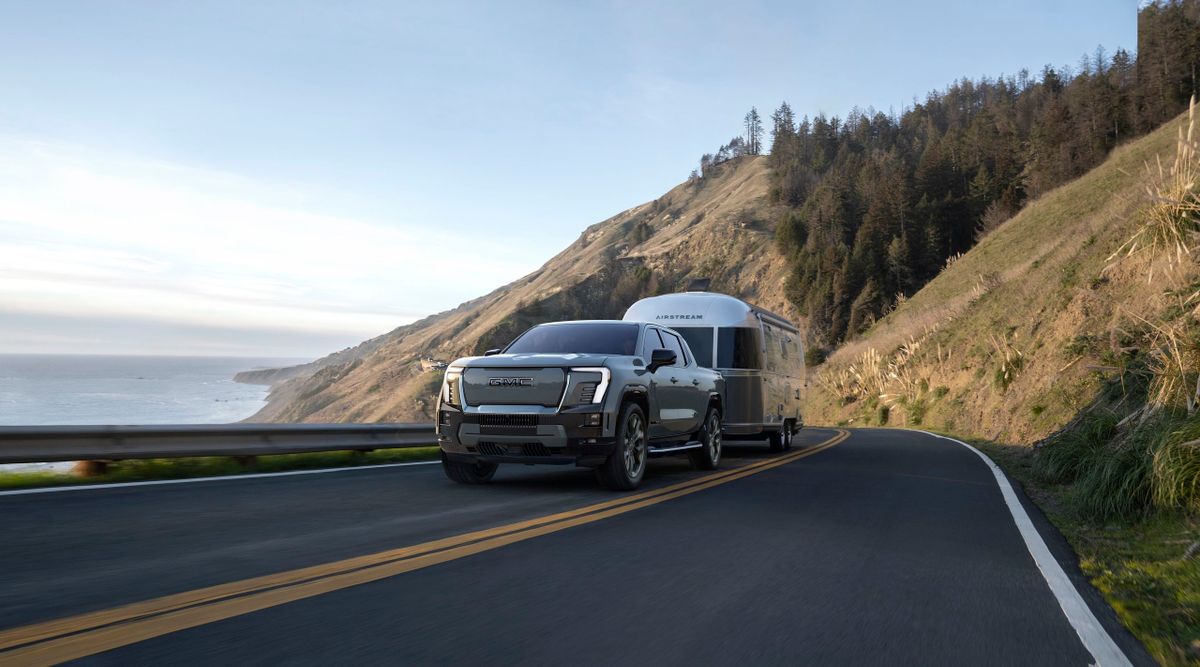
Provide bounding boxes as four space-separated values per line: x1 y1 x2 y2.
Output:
597 402 647 490
689 406 722 471
442 451 498 484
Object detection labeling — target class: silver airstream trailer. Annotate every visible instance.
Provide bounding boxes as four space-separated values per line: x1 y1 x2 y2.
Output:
623 291 806 450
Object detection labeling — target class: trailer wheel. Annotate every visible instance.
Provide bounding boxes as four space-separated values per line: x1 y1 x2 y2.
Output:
768 426 786 453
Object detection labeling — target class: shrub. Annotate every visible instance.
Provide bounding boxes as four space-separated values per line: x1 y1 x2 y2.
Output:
1108 97 1200 282
1142 319 1200 416
990 333 1025 392
932 385 950 399
876 404 890 425
1071 431 1157 521
906 399 927 425
804 346 827 367
1042 412 1200 520
1152 417 1200 512
1035 413 1118 485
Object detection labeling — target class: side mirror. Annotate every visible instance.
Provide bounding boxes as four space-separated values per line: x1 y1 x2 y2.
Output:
484 348 502 356
648 348 676 372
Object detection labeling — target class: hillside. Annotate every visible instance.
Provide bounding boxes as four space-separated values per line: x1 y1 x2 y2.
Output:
803 113 1186 442
248 156 795 423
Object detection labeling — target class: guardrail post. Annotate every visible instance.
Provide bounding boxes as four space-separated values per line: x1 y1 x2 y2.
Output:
234 455 257 468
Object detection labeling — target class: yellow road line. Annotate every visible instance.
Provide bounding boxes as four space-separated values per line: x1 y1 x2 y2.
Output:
0 429 849 665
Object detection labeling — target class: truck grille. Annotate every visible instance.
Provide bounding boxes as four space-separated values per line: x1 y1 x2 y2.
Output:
475 414 540 428
477 442 552 457
465 414 540 434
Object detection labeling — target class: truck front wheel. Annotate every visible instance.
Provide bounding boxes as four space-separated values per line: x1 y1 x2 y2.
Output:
442 451 498 484
596 402 647 490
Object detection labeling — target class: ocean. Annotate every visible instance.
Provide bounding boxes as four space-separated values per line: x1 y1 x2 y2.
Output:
0 354 307 426
0 354 308 473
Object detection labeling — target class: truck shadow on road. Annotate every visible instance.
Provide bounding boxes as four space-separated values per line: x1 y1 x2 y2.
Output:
472 441 788 494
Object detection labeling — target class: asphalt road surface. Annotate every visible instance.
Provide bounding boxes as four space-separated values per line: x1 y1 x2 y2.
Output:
0 428 1155 666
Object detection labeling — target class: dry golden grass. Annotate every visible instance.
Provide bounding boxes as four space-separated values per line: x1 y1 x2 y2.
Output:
808 109 1189 440
1138 315 1200 416
1108 97 1200 284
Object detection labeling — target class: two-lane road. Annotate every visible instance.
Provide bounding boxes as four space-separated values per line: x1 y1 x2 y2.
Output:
0 429 1153 665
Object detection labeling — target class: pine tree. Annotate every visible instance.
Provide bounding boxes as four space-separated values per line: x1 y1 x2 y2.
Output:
744 107 764 155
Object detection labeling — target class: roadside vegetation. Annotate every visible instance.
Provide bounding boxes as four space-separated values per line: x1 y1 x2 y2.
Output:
809 94 1200 663
0 447 440 492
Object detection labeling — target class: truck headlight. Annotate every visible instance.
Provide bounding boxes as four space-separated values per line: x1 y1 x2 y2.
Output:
442 366 464 407
565 367 609 406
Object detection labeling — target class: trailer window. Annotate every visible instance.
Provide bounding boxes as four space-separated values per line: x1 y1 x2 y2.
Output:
717 327 763 370
672 327 714 368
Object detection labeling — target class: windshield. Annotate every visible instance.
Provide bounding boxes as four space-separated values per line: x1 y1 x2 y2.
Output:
505 323 640 355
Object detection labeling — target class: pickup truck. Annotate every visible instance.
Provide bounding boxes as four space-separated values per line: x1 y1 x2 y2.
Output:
436 320 725 489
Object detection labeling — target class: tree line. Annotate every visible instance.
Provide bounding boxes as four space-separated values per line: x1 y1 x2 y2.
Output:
694 0 1200 347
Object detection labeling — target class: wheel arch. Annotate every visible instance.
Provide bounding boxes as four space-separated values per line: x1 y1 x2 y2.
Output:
619 384 650 417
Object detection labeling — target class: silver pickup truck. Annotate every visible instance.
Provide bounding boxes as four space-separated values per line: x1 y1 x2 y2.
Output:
436 320 725 490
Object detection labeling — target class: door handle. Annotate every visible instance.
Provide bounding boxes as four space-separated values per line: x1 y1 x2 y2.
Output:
692 379 700 386
670 377 679 384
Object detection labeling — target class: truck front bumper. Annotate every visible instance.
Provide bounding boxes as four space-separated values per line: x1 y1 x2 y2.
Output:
437 405 616 467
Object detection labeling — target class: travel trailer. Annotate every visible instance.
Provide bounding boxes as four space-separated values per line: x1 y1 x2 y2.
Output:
623 291 805 450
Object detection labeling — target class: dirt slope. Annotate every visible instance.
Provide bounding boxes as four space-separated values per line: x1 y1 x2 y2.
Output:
250 156 797 423
804 113 1188 445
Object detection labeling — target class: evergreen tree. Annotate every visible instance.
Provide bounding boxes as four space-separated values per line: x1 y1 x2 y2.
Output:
689 1 1200 345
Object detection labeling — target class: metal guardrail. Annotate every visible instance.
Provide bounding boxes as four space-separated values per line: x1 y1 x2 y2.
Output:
0 423 438 464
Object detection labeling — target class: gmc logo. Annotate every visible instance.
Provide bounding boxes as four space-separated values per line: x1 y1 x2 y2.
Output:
488 377 533 387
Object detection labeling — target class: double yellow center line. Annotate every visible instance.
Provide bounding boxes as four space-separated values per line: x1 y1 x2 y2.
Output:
0 429 849 665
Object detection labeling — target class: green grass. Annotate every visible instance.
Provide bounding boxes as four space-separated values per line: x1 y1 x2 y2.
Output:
978 429 1200 666
0 447 441 492
1033 412 1200 521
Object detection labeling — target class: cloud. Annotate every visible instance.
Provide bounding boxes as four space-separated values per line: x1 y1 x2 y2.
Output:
0 136 544 355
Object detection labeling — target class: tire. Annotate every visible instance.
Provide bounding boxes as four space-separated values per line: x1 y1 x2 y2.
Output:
441 451 498 484
782 421 794 451
689 406 722 470
597 403 648 490
768 425 786 452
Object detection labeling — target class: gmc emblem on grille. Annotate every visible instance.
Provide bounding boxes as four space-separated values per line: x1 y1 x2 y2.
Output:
488 377 534 387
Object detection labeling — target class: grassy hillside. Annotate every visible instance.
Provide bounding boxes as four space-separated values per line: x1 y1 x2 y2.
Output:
805 113 1187 440
805 111 1200 665
251 156 794 423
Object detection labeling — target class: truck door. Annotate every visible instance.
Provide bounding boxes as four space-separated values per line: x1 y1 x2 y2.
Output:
656 330 701 436
640 328 671 439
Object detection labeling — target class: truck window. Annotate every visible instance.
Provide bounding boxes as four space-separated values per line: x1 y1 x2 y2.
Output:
660 331 687 367
717 327 763 370
641 328 665 360
672 327 714 368
505 322 640 355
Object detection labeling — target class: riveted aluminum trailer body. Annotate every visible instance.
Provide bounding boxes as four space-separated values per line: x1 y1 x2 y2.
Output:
623 292 805 438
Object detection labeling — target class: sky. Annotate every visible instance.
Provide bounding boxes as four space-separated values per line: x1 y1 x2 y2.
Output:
0 0 1136 359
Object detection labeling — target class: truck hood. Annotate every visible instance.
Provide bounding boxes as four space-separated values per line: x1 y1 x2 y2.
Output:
452 353 612 369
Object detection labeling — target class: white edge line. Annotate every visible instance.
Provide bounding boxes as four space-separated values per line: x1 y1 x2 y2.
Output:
912 429 1132 667
0 459 440 497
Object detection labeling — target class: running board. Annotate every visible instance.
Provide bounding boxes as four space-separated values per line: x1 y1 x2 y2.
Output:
648 441 703 455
